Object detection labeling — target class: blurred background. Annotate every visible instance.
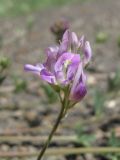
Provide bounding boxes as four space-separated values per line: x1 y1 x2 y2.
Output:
0 0 120 160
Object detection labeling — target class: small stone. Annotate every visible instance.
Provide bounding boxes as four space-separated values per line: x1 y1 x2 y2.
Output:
44 155 65 160
76 155 84 160
87 75 96 85
24 110 41 127
85 153 96 160
105 100 116 109
1 144 9 151
115 127 120 137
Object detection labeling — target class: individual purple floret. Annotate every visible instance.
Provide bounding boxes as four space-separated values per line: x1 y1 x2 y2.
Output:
70 63 87 102
24 29 92 103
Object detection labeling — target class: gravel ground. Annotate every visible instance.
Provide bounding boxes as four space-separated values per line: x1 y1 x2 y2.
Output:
0 0 120 159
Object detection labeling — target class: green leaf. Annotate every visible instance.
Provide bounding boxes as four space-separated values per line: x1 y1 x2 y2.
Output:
108 70 120 91
0 75 6 85
108 130 120 147
93 89 105 116
95 32 108 43
41 84 58 103
0 56 10 70
77 134 96 146
13 76 27 93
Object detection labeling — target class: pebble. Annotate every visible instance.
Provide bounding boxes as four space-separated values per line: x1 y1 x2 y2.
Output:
105 100 116 109
24 110 41 127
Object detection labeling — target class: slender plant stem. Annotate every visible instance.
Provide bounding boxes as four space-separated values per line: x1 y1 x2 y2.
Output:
37 103 65 160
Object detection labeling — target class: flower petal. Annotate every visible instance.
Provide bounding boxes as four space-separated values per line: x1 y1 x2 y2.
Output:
67 54 80 81
54 52 74 73
45 46 59 57
70 63 82 94
58 40 69 55
67 63 78 81
58 30 71 55
78 35 85 48
83 41 92 65
40 69 56 84
55 71 65 84
70 62 87 102
70 82 87 101
24 64 44 75
62 29 71 42
45 46 59 72
71 32 78 50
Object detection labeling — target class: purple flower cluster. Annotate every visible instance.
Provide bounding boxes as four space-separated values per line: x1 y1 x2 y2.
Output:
24 30 92 103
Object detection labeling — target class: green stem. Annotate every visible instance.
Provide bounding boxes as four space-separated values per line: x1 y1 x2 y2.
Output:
37 103 65 160
62 102 69 118
62 87 70 118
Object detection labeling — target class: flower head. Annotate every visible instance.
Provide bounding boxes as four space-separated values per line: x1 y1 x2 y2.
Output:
24 30 92 104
